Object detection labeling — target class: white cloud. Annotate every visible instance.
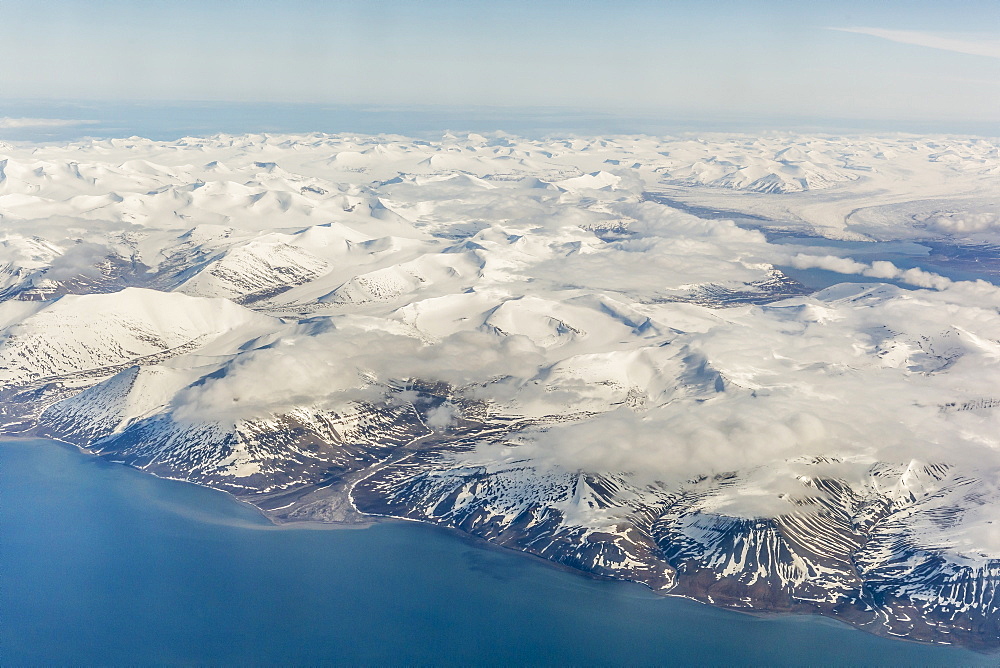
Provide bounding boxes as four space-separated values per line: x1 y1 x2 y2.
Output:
926 211 1000 235
828 27 1000 59
43 242 112 281
170 324 547 424
502 404 835 484
786 253 956 290
0 117 98 129
425 402 457 430
788 253 868 275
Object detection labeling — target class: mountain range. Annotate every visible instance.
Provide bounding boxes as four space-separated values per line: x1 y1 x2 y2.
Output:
2 130 998 649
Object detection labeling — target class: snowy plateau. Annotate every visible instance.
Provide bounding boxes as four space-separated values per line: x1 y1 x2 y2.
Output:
1 131 999 649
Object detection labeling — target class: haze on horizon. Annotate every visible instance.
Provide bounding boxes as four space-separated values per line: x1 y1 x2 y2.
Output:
0 0 997 129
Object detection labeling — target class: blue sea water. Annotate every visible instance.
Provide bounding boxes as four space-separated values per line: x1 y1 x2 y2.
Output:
1 439 994 667
1 100 997 144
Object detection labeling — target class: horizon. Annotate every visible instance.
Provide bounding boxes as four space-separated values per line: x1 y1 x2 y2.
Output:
1 99 998 144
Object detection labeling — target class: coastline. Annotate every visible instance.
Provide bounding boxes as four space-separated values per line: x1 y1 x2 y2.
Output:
7 434 998 655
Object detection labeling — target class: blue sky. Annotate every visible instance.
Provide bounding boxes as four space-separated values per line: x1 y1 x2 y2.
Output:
0 0 997 124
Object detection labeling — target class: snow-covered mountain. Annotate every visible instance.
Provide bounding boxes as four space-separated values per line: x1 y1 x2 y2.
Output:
2 131 999 649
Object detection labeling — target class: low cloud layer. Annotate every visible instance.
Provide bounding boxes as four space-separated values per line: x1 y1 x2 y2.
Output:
171 324 548 423
787 253 955 289
926 211 1000 235
0 117 97 129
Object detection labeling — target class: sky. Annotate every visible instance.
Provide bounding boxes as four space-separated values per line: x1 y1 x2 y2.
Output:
0 0 998 129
